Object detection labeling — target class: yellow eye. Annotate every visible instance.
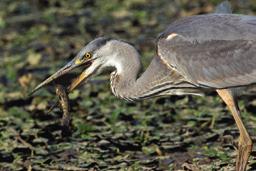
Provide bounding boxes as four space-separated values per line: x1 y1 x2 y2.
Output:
84 52 92 60
75 52 92 65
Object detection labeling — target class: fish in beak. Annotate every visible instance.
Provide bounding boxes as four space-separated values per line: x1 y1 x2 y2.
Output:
29 58 94 96
29 37 112 96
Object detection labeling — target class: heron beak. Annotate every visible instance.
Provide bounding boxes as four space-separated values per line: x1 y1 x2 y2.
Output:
29 57 96 96
68 62 96 92
68 69 91 92
29 61 79 96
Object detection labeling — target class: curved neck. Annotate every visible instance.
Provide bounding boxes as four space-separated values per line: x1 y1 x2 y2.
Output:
107 41 142 100
107 41 196 101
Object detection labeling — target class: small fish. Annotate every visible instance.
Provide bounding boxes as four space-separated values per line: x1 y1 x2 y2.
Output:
55 84 71 129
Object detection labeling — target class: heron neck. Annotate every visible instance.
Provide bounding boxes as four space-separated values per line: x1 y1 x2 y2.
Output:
110 55 191 101
108 41 195 100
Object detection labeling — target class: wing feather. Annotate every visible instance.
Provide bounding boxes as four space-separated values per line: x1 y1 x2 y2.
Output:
158 15 256 88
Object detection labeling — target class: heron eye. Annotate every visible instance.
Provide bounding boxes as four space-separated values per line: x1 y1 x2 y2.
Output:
83 52 92 60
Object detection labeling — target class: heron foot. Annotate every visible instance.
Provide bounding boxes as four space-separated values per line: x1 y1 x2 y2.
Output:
235 136 252 171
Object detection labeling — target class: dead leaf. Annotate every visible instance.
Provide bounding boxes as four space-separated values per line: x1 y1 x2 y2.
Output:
18 74 32 88
27 51 42 66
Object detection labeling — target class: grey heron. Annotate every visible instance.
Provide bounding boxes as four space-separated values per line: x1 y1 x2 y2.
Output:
30 14 256 171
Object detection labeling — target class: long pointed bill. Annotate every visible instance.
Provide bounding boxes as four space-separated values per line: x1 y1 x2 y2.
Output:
68 66 95 92
29 62 76 96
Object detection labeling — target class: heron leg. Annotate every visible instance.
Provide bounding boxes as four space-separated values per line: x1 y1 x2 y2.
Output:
216 89 252 171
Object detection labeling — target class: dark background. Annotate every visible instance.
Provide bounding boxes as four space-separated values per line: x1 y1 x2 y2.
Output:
0 0 256 170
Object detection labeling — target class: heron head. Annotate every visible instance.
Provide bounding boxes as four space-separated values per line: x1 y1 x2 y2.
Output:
30 37 114 95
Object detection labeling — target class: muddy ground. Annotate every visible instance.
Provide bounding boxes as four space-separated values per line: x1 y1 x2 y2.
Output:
0 0 256 170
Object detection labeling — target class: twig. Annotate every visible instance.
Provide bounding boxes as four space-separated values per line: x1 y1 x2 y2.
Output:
11 128 36 152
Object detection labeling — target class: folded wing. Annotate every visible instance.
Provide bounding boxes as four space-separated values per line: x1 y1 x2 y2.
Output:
157 14 256 88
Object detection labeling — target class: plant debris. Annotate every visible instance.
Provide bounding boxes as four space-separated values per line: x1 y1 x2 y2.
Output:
0 0 256 170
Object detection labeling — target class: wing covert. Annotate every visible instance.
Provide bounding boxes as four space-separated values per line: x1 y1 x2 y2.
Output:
157 35 256 88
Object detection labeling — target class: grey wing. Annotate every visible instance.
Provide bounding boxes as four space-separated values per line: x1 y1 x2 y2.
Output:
159 14 256 42
157 35 256 88
157 14 256 88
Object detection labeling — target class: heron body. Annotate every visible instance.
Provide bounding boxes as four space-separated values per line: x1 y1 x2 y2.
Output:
158 14 256 88
31 13 256 171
